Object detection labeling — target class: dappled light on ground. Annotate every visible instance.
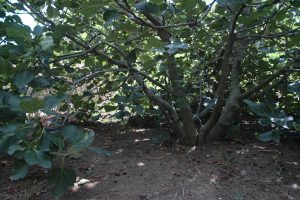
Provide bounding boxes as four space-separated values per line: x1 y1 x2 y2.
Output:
209 175 218 185
70 178 99 193
115 149 123 154
188 146 197 153
134 138 150 143
1 124 299 200
137 162 145 167
291 184 300 190
236 148 249 155
132 128 147 133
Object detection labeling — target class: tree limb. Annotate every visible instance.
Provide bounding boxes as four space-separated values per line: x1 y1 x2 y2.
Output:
201 5 246 135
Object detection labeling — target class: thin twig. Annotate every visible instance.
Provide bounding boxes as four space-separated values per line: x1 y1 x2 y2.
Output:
74 68 129 85
180 182 185 200
51 42 103 62
238 27 300 40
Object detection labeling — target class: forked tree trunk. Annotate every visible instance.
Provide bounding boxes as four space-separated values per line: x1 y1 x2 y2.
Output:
207 38 248 141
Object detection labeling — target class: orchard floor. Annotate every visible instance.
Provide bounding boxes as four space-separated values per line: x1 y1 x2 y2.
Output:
1 123 300 200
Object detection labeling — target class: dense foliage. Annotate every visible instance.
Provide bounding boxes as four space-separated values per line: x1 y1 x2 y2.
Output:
0 0 299 196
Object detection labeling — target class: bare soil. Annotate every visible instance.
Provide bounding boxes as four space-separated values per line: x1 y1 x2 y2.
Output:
1 123 300 200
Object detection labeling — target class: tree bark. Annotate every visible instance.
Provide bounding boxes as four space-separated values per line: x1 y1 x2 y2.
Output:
140 13 198 145
198 6 246 143
208 35 249 141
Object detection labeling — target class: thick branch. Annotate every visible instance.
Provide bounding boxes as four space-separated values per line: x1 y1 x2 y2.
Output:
131 68 171 93
133 73 184 139
200 5 245 137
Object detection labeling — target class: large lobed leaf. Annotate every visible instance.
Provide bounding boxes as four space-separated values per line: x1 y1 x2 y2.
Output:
48 168 76 197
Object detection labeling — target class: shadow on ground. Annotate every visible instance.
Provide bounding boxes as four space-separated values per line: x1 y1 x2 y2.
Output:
1 123 300 200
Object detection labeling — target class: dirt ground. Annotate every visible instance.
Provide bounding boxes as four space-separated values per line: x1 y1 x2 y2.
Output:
1 123 300 200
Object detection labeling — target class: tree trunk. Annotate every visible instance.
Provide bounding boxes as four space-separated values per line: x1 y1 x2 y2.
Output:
166 57 198 145
207 37 248 141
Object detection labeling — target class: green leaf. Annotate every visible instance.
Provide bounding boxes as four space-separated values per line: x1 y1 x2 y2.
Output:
84 58 95 68
257 130 280 143
73 130 94 149
291 0 300 7
259 118 271 127
177 0 200 10
39 36 54 51
0 9 6 18
87 147 112 156
24 149 52 168
8 144 25 155
79 0 105 16
13 70 35 89
32 76 51 87
135 1 159 14
43 94 67 111
24 149 39 165
6 24 31 41
293 122 300 131
47 5 60 18
3 94 21 112
165 42 188 55
0 91 5 106
126 50 137 65
15 124 35 140
19 97 45 113
61 125 85 144
217 0 247 6
134 105 144 116
103 9 119 25
287 81 300 95
48 168 76 197
0 58 14 80
0 136 11 152
47 134 64 148
29 150 51 167
144 37 166 50
10 160 29 181
175 97 189 109
33 25 44 36
0 124 19 136
104 105 117 112
270 116 294 129
257 131 273 142
243 99 269 117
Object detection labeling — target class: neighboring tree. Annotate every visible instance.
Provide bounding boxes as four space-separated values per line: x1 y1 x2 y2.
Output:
0 0 299 196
